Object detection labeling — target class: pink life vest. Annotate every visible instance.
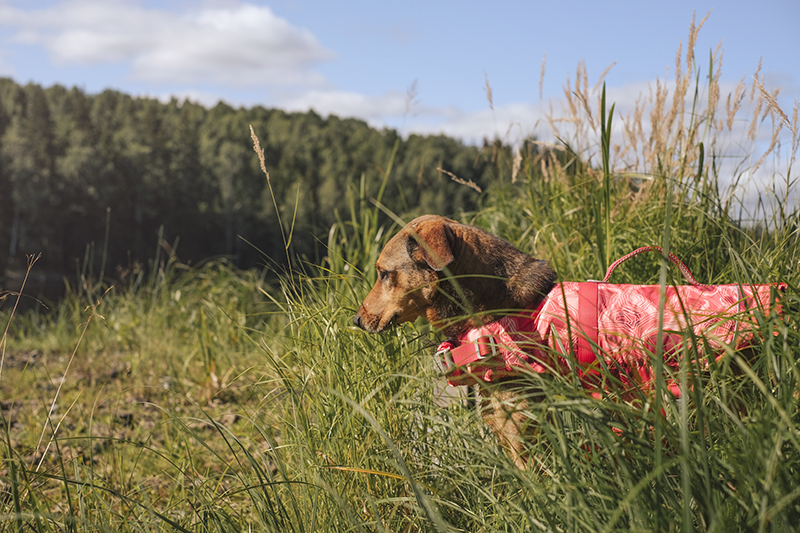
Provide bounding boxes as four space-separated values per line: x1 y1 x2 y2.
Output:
437 247 785 396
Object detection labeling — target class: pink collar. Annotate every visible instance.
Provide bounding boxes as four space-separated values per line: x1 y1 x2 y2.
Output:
436 299 553 386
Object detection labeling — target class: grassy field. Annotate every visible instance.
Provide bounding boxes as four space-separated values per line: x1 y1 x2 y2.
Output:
3 25 800 531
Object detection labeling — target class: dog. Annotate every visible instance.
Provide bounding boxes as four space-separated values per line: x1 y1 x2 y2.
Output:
353 215 557 468
353 215 783 469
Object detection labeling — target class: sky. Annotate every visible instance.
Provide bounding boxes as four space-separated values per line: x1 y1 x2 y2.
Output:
0 0 797 146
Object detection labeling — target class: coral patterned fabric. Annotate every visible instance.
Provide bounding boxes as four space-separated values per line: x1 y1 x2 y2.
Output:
442 281 785 394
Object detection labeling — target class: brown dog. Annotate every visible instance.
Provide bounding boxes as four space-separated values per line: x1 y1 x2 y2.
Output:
353 215 557 468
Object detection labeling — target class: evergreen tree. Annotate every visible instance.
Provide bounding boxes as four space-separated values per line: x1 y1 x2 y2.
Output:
0 78 498 291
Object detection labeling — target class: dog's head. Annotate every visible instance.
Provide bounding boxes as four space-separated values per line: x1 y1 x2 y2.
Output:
352 215 456 333
353 215 557 335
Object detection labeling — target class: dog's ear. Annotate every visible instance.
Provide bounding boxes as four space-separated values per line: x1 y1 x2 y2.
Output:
408 220 454 271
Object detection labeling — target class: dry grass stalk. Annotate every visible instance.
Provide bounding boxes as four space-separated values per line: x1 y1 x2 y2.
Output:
621 115 639 169
748 89 764 141
707 43 723 127
578 62 595 134
751 113 782 177
537 12 791 201
580 61 589 104
437 166 482 193
750 57 763 102
667 42 683 139
251 124 290 254
685 11 710 77
790 102 799 173
664 12 710 164
621 96 646 169
563 73 578 124
756 79 792 133
578 91 595 131
512 147 523 183
0 253 41 383
543 14 733 180
614 140 626 163
484 73 494 111
546 101 562 139
405 79 420 116
749 79 797 182
540 155 551 182
648 79 668 163
726 75 746 130
564 11 789 185
530 140 566 152
592 61 617 94
36 285 112 472
250 125 269 180
539 53 546 100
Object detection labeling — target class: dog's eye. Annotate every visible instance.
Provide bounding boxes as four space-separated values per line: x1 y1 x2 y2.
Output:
379 270 391 283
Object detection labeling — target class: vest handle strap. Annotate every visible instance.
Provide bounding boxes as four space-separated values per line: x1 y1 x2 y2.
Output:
601 246 702 286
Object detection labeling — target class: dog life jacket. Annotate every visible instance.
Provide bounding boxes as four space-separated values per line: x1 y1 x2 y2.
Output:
437 247 786 395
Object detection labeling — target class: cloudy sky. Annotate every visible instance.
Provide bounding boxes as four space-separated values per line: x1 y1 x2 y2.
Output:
0 0 797 145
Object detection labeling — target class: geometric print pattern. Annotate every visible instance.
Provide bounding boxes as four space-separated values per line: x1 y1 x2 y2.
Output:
441 281 785 394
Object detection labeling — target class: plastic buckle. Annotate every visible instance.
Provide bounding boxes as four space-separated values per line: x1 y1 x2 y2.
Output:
436 346 455 370
474 335 497 359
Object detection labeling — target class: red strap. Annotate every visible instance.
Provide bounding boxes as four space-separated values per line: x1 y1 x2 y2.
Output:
602 246 701 286
575 281 598 363
439 335 496 369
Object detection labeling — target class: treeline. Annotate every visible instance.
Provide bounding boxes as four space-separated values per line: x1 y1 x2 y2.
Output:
0 78 504 284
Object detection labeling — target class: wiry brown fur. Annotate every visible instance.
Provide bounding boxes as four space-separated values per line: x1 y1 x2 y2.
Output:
353 215 557 468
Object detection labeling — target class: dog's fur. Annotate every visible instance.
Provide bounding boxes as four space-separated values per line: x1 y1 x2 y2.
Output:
353 215 557 468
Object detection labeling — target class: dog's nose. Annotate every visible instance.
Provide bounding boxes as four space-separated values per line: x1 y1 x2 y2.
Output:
353 315 362 329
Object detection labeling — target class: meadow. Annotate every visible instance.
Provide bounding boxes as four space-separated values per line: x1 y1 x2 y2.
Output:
2 22 800 531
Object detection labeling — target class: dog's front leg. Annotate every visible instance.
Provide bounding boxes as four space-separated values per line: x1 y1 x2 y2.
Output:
478 385 540 470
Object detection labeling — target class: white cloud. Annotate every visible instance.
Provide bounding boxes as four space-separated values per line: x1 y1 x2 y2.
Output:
282 90 408 118
0 0 334 87
277 89 463 128
402 102 548 145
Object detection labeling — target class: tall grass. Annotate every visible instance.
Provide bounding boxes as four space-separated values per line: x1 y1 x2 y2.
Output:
2 18 799 531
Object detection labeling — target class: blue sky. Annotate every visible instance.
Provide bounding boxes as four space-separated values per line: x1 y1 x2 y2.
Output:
0 0 797 144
